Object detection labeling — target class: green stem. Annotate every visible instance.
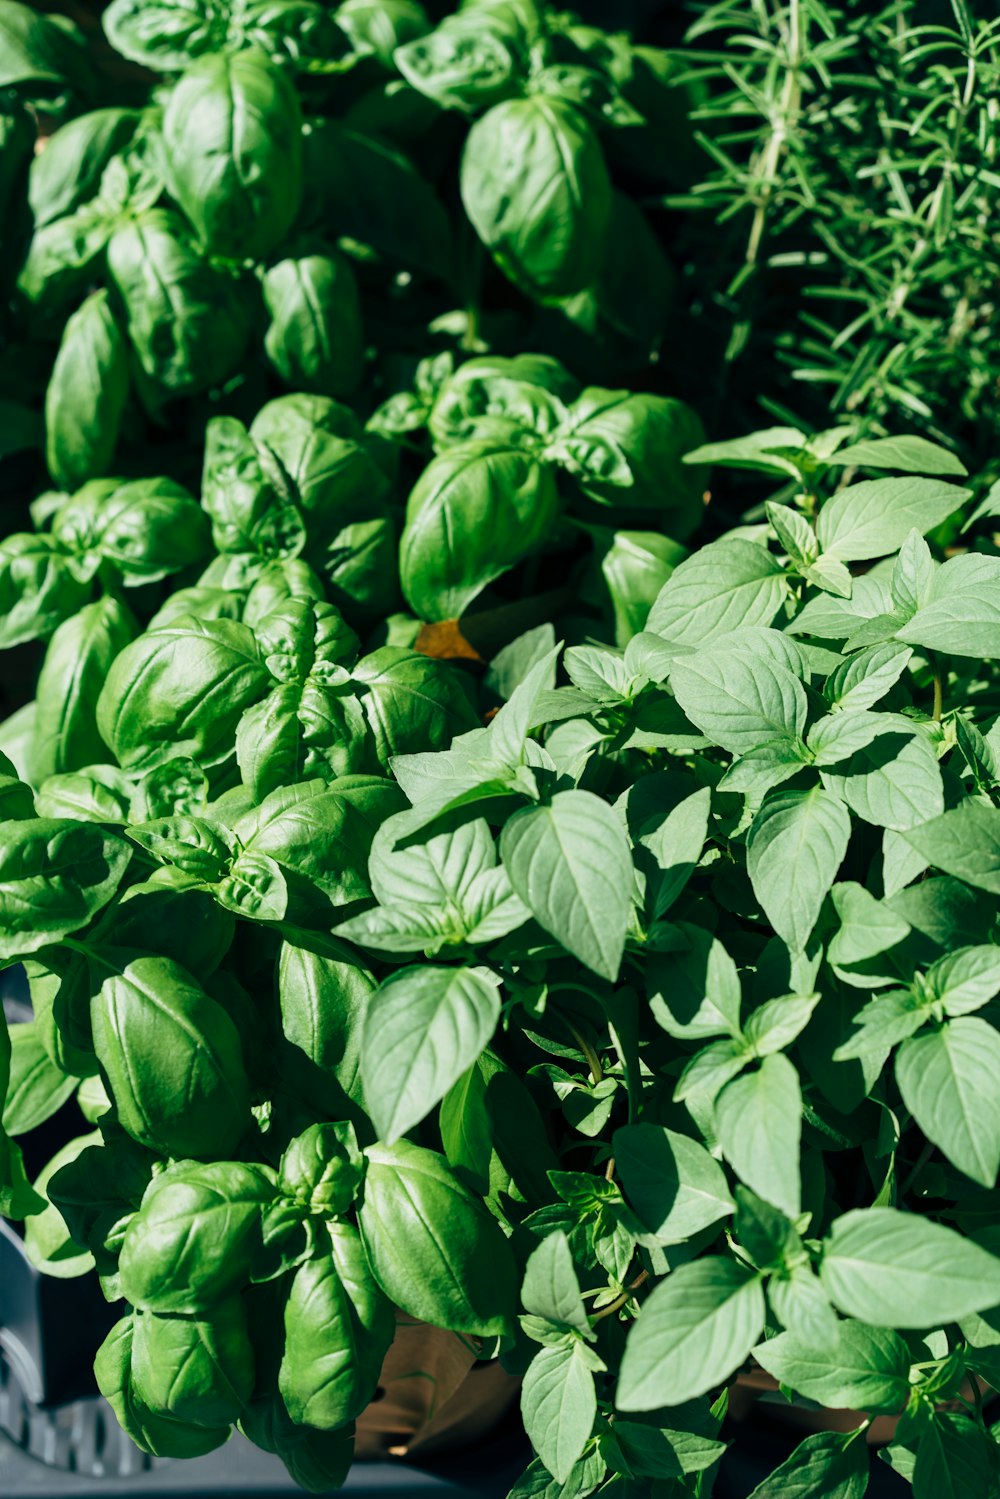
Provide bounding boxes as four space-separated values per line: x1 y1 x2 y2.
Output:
566 1020 604 1086
591 1270 650 1325
743 0 803 271
931 655 945 722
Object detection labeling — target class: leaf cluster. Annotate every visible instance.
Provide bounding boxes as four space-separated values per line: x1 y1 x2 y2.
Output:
1 4 1000 1499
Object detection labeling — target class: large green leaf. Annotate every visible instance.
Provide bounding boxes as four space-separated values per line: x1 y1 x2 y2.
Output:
162 50 303 260
647 540 787 647
820 1208 1000 1327
614 1123 734 1244
895 1019 1000 1187
521 1342 597 1485
816 476 967 562
747 788 851 953
0 819 131 961
669 649 807 758
617 1258 765 1408
715 1053 801 1218
501 791 633 981
460 97 611 299
899 553 1000 659
361 965 501 1141
745 1430 870 1499
904 801 1000 893
753 1321 911 1413
358 1139 516 1336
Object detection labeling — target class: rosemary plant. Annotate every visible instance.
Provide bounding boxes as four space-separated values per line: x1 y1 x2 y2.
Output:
671 0 1000 475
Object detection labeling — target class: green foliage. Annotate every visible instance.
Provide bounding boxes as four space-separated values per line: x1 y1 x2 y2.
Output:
673 0 1000 472
3 3 1000 1496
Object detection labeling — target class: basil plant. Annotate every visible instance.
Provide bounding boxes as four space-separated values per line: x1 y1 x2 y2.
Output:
0 0 696 498
4 418 1000 1497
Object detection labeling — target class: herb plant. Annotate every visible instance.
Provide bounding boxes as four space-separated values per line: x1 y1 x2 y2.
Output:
5 420 1000 1496
3 3 1000 1498
0 0 694 497
671 0 1000 474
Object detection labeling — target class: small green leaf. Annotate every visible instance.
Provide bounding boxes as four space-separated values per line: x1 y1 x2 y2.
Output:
715 1053 802 1218
521 1341 597 1485
522 1231 590 1334
826 435 967 477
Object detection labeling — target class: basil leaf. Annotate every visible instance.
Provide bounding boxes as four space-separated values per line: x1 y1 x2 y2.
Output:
744 1430 870 1499
131 1297 254 1427
358 1139 516 1336
362 965 501 1141
162 50 303 261
614 1123 734 1244
45 289 129 490
279 1221 394 1428
617 1258 765 1409
119 1160 275 1314
747 788 852 954
29 107 138 226
92 954 251 1159
895 1018 1000 1188
107 209 249 393
97 617 269 771
240 1396 354 1491
102 0 229 70
400 443 559 621
521 1341 597 1485
95 1316 231 1458
817 476 968 562
501 790 633 982
277 929 374 1121
33 597 135 780
753 1321 911 1414
0 818 131 961
903 800 1000 893
263 253 363 400
647 539 788 647
715 1053 802 1218
461 97 611 299
2 1020 79 1136
820 1208 1000 1327
0 534 93 648
898 553 1000 658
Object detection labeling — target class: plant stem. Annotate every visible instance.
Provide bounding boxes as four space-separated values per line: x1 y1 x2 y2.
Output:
567 1020 604 1085
591 1270 650 1324
930 653 945 721
744 0 803 272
